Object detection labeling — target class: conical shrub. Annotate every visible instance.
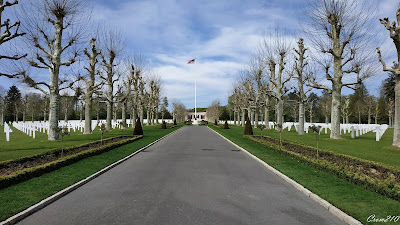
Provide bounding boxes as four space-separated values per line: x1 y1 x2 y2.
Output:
133 118 143 135
223 121 229 129
161 121 167 129
244 117 253 135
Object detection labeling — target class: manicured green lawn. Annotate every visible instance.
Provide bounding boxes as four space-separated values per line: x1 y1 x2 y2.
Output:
0 124 157 162
247 125 399 168
0 125 181 222
211 125 400 225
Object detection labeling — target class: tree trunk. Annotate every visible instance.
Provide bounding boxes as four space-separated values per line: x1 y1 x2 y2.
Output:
155 108 159 124
368 110 371 124
64 111 68 122
298 102 305 135
140 106 144 126
277 99 283 128
48 89 59 140
105 70 113 130
330 81 341 139
147 109 150 125
254 108 259 128
264 107 269 129
241 108 245 127
393 79 400 147
358 112 361 124
80 103 83 122
121 101 126 129
106 101 112 130
84 95 92 134
131 107 136 126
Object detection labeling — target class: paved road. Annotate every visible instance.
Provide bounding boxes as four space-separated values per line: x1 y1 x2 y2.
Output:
17 126 345 225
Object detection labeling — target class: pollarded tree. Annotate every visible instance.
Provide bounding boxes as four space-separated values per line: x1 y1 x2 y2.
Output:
247 54 266 128
341 96 351 124
160 96 168 121
60 94 75 122
80 38 102 134
293 38 313 135
172 101 186 123
99 27 124 130
305 0 377 139
207 100 221 123
145 76 162 125
377 5 400 147
14 0 87 140
261 30 293 128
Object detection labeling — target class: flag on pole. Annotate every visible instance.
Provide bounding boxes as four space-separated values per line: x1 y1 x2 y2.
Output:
187 58 195 64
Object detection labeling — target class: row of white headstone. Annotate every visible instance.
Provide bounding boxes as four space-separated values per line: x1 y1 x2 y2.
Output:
4 119 175 141
225 120 389 142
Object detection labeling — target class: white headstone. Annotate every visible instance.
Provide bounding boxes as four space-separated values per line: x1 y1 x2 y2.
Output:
350 126 355 139
4 122 13 142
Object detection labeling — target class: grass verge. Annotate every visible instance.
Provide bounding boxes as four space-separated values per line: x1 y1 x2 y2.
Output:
0 124 146 162
253 126 399 168
0 125 181 222
210 125 400 225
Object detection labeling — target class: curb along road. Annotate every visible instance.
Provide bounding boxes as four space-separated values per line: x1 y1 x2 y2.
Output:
208 127 362 225
0 127 183 225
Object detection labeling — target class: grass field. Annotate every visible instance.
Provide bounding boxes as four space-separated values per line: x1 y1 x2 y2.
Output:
0 124 182 222
0 124 151 162
246 125 399 168
210 125 400 225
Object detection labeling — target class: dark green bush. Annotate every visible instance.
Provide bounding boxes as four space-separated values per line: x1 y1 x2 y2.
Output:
244 117 253 135
133 118 143 135
161 121 167 129
223 121 229 129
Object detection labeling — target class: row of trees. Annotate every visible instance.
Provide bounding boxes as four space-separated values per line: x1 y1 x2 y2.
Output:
226 0 400 147
0 85 174 125
0 0 171 140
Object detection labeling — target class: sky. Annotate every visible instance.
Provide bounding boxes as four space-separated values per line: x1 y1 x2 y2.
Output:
0 0 398 110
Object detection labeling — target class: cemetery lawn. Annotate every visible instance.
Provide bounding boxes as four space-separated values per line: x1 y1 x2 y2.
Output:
0 124 182 222
254 126 399 168
210 125 400 224
0 125 148 162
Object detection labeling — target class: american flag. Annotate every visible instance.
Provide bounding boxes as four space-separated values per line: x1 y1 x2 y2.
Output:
187 58 195 64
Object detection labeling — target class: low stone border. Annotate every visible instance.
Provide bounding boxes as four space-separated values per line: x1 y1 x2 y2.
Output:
208 127 362 225
0 127 182 225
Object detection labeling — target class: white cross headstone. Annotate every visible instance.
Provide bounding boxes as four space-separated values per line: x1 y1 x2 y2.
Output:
350 126 355 139
4 122 13 142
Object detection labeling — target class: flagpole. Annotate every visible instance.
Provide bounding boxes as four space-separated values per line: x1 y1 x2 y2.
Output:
195 79 197 121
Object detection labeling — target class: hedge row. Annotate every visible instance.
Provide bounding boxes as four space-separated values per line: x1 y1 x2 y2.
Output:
0 135 143 190
246 135 400 201
0 136 135 169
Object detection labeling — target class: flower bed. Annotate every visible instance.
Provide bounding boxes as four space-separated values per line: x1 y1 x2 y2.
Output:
247 135 400 201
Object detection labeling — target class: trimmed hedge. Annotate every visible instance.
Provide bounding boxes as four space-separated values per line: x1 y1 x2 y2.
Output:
247 135 400 201
0 135 143 190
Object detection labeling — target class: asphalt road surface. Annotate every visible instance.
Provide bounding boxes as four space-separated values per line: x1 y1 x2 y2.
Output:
17 126 346 225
